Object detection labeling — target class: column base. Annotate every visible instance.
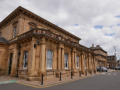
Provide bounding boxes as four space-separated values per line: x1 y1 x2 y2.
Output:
27 76 41 81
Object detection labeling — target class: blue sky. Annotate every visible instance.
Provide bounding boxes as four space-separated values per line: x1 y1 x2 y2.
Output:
94 25 104 29
0 0 120 59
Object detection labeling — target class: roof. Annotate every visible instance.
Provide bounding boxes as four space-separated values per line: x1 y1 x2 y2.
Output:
90 45 107 53
0 37 8 44
0 6 80 41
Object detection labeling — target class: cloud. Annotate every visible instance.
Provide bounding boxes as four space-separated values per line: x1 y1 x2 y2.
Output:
0 0 120 59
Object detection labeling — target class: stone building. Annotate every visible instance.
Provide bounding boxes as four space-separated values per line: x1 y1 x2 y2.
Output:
117 60 120 67
0 6 96 81
90 45 107 67
107 55 117 69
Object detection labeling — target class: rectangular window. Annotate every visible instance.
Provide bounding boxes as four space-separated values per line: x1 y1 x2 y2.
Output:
64 53 68 69
46 50 53 70
23 51 28 69
13 26 17 38
76 56 79 69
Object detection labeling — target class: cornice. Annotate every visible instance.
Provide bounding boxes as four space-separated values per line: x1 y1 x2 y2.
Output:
0 6 80 41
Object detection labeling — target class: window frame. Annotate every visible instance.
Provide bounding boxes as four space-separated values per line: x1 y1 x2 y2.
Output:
76 56 79 69
13 26 17 38
64 53 69 69
23 51 28 69
46 49 53 70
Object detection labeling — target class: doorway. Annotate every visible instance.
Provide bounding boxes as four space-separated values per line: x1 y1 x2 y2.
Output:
8 53 13 75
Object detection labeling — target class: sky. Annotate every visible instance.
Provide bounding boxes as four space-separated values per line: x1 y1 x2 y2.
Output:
0 0 120 59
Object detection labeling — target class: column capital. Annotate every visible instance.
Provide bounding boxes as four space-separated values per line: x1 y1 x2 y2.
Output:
71 47 76 52
40 37 46 45
58 43 64 49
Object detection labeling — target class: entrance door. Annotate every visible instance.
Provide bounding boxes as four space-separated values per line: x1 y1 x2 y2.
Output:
8 53 13 75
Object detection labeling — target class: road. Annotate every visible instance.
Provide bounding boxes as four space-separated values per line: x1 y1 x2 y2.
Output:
0 71 120 90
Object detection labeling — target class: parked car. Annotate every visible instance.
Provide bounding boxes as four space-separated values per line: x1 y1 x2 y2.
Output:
97 67 102 72
97 66 108 72
115 66 120 70
101 67 108 72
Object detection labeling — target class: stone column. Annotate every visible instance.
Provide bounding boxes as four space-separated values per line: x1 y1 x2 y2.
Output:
10 44 18 76
71 48 76 72
28 37 36 78
81 52 85 74
53 47 57 70
92 55 95 73
88 54 90 73
39 37 46 75
35 42 40 76
79 52 82 74
57 46 61 71
86 53 89 73
90 55 94 73
61 47 65 70
93 55 97 72
74 51 77 71
71 50 74 70
89 54 93 74
57 43 64 71
68 51 71 70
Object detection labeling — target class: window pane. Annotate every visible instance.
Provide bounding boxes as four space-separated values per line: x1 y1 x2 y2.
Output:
13 26 17 38
46 50 53 69
23 51 28 68
64 53 68 69
76 56 79 68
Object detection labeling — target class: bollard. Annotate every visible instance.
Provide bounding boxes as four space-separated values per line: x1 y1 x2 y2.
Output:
71 71 73 79
41 74 44 85
59 72 62 81
79 71 81 77
85 70 87 76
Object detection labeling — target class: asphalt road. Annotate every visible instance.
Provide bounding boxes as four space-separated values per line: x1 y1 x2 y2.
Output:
0 71 120 90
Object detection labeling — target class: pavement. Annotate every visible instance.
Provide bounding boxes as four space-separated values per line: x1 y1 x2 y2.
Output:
0 71 120 90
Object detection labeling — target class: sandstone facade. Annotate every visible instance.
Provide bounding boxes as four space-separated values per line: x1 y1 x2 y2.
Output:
0 6 97 81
